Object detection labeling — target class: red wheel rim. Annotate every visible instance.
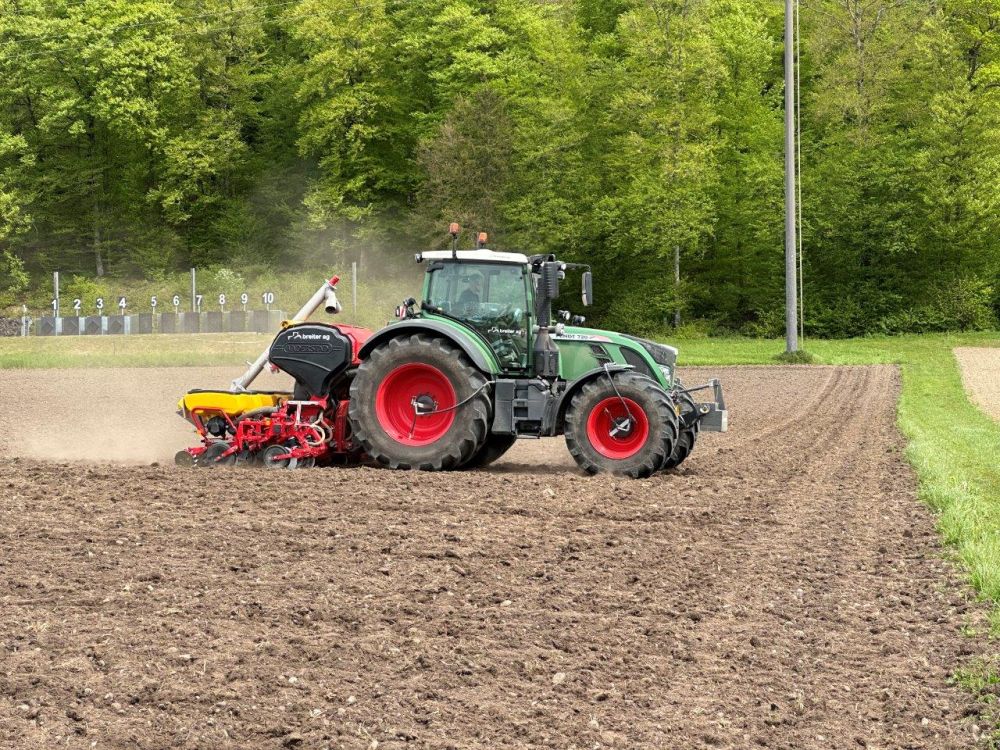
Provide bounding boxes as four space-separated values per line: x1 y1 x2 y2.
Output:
375 363 457 446
586 397 650 459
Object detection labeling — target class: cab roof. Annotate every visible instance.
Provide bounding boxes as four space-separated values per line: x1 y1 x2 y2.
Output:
418 249 529 265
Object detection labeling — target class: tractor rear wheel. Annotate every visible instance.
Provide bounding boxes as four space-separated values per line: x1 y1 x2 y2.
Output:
663 389 699 470
462 434 517 469
565 372 678 478
349 334 490 470
663 428 697 470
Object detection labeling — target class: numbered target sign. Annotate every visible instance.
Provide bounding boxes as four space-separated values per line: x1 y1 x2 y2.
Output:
218 293 226 306
172 294 181 308
118 296 127 311
262 291 275 306
195 294 203 309
51 299 58 312
150 295 158 309
96 297 105 311
240 292 248 306
73 299 82 313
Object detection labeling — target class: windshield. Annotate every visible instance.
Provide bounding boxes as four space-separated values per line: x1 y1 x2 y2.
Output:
426 262 529 370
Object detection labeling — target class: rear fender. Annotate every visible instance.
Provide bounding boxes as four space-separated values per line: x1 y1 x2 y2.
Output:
358 320 499 374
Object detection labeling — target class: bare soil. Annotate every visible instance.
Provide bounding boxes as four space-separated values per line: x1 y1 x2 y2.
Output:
0 365 991 749
955 347 1000 422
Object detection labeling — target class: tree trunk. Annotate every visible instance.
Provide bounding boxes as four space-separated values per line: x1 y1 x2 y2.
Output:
674 245 681 328
94 217 104 277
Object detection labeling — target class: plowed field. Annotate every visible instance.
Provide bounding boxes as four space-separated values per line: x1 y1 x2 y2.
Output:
0 365 989 749
956 347 1000 422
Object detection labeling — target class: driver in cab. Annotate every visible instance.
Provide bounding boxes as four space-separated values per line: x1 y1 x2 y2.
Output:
458 273 482 315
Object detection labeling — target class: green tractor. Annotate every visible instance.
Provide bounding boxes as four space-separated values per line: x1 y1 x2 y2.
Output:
348 230 727 477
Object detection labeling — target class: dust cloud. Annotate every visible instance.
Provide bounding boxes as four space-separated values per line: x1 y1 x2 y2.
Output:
0 366 294 464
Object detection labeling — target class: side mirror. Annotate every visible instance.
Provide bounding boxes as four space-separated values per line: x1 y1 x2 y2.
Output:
395 298 417 320
582 271 594 307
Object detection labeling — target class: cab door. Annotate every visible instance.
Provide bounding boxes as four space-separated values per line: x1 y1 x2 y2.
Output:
425 261 531 372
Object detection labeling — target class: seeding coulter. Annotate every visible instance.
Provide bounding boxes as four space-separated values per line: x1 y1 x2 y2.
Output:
177 228 727 477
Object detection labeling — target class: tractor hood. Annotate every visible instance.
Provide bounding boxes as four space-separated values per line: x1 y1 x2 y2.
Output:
555 327 679 385
620 335 678 369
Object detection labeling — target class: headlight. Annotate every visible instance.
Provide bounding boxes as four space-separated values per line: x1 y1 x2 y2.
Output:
659 364 672 384
622 335 678 368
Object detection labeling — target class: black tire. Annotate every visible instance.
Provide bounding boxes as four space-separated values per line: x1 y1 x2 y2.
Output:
565 371 678 478
233 450 256 467
462 434 517 469
663 428 697 470
663 389 699 470
349 334 490 470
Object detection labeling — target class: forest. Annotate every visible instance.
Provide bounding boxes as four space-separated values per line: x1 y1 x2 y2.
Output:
0 0 999 336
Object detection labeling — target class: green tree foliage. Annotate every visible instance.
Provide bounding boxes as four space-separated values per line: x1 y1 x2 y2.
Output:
801 0 1000 335
1 0 999 335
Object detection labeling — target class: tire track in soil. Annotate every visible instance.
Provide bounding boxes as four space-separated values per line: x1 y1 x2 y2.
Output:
691 365 841 462
660 367 982 749
0 365 991 750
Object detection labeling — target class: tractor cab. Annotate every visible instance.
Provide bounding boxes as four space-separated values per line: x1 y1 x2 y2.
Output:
411 228 595 377
418 249 533 371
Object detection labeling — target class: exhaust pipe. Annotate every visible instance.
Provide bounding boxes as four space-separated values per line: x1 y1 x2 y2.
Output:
230 275 342 392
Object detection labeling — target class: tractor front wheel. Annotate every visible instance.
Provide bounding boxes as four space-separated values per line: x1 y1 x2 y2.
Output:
349 334 490 470
565 372 678 478
662 388 699 471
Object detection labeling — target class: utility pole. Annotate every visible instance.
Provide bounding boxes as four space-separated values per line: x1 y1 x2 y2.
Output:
784 0 799 353
673 246 681 328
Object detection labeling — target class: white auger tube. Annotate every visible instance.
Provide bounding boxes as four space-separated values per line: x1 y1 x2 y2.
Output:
230 275 342 392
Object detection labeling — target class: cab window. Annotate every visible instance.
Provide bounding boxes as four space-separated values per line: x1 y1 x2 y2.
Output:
426 262 529 370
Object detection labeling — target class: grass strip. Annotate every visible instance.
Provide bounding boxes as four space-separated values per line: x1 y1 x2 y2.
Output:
0 333 269 369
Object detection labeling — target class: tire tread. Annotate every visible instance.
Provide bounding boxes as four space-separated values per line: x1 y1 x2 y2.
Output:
564 371 677 478
349 334 490 471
